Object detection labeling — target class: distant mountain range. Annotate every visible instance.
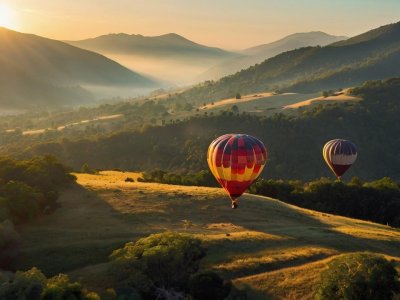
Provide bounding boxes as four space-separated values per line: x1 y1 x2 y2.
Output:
0 27 155 109
67 33 236 59
66 33 239 85
197 32 347 81
2 21 399 110
179 21 400 104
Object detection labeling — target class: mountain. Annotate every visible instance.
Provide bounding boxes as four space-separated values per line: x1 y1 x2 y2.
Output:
243 31 347 55
198 32 347 81
0 27 156 109
182 21 400 104
66 33 239 85
67 32 235 59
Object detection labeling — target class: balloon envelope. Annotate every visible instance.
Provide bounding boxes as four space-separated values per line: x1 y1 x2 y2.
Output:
207 134 267 203
323 139 357 178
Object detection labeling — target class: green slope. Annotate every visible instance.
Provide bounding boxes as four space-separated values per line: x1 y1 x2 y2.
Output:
178 21 400 105
198 31 347 81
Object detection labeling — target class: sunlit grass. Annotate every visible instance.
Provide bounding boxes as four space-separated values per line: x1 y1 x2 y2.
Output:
14 171 400 298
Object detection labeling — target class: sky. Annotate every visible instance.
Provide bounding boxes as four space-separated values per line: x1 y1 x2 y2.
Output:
1 0 400 49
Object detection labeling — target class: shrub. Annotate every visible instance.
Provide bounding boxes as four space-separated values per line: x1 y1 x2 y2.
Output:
189 271 231 300
315 252 399 300
42 274 92 299
0 267 46 300
109 232 206 298
0 268 98 300
81 163 96 174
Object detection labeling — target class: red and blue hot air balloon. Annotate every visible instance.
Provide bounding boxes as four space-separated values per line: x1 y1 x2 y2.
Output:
207 134 267 209
323 139 357 179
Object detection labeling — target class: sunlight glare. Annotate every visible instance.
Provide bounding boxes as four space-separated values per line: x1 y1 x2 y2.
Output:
0 4 15 28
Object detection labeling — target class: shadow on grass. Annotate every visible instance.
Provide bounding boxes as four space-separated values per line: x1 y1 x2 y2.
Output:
11 181 400 298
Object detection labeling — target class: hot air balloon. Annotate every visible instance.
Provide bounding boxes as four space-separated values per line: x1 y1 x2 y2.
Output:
323 139 357 179
207 134 267 209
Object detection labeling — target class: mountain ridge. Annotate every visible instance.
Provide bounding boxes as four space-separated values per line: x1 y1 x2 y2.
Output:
0 27 156 109
187 21 400 103
66 32 236 57
198 31 347 81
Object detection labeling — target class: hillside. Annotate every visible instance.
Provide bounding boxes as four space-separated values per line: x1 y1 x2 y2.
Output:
199 32 346 81
12 78 399 181
0 27 156 109
13 171 400 299
178 21 400 105
67 33 238 85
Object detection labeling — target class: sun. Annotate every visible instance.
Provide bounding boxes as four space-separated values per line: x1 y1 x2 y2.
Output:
0 4 15 28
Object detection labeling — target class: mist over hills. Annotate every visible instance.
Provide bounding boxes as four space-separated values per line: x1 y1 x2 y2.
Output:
0 27 156 109
67 33 239 85
180 21 400 104
67 32 236 59
198 31 347 81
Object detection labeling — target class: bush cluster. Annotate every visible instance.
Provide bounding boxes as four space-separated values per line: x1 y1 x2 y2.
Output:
0 267 99 300
315 252 399 300
109 232 234 300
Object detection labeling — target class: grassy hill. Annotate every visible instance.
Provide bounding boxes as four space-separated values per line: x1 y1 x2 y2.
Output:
13 171 400 299
0 27 156 109
177 21 400 106
199 32 346 81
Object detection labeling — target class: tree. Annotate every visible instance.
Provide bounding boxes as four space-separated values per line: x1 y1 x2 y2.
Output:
80 163 95 174
315 252 399 300
231 105 239 114
109 232 206 298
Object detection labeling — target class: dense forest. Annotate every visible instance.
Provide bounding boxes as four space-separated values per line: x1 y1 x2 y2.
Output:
11 78 399 182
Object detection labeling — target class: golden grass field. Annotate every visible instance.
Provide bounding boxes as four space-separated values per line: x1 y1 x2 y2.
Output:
284 90 361 109
15 171 400 299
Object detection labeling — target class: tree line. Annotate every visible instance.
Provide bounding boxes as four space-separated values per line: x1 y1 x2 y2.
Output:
17 78 400 183
249 176 400 227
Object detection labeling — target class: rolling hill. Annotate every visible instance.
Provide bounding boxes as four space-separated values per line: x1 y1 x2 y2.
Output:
198 31 347 81
181 21 400 104
0 27 156 109
67 33 238 85
13 171 400 299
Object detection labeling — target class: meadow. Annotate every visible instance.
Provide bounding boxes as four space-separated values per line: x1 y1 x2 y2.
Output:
13 171 400 299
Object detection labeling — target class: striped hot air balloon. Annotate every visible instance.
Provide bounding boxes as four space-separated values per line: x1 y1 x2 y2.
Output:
207 134 267 209
323 139 357 179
